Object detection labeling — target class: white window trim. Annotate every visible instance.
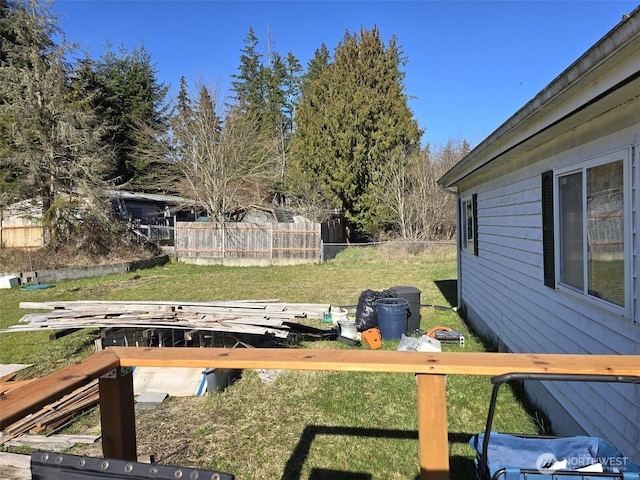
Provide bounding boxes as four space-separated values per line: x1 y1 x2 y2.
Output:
461 196 474 254
553 147 632 320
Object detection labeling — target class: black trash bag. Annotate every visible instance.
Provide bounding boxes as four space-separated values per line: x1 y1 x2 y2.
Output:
355 289 392 331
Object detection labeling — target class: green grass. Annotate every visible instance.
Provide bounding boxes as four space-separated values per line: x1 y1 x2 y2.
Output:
0 244 542 479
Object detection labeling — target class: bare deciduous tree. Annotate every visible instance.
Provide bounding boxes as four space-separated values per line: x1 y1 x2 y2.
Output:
169 81 277 221
380 139 469 240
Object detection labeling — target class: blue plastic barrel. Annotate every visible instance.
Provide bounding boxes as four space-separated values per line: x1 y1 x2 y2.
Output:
375 297 410 340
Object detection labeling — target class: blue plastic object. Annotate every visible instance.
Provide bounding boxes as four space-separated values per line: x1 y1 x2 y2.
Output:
375 297 409 340
20 283 54 290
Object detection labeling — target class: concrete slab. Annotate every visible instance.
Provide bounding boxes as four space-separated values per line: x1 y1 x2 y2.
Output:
133 366 207 397
135 391 169 410
136 391 168 404
0 364 32 378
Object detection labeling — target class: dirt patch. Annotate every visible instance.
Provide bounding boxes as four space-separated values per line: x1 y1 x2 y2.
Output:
69 397 205 462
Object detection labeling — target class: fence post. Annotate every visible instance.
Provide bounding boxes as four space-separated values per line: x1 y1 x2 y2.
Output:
222 222 226 260
416 374 449 480
99 367 137 460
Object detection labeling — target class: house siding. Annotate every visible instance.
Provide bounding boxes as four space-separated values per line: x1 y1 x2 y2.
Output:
459 124 640 461
438 11 640 463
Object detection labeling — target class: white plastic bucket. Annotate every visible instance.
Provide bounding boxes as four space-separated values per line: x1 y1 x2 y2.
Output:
331 307 348 326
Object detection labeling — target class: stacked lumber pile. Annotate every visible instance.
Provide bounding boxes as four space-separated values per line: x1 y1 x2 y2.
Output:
0 380 99 442
4 300 331 339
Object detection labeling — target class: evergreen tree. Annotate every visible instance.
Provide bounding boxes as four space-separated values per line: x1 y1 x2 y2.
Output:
230 27 264 120
283 51 303 132
288 27 422 236
175 76 192 121
170 75 195 163
264 50 303 188
304 43 330 85
0 0 113 243
230 27 302 200
0 0 17 203
89 44 170 190
263 50 286 136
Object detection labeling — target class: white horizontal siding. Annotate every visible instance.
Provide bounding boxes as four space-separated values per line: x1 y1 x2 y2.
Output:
464 165 640 353
459 142 640 461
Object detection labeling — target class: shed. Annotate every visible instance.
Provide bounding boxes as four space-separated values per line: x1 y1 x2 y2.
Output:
108 191 197 222
225 205 299 224
438 8 640 461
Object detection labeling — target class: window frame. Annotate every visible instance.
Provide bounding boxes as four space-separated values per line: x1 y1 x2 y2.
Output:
461 194 478 256
553 148 632 319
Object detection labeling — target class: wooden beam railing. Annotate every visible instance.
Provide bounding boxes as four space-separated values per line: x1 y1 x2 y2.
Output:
0 349 120 427
1 347 639 480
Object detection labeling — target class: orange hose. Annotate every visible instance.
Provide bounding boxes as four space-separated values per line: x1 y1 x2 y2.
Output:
426 326 452 338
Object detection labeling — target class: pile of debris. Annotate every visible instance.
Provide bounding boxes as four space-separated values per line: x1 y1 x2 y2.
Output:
0 299 334 453
4 300 331 341
0 380 99 442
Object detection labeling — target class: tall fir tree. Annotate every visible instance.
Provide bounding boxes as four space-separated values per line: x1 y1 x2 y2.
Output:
0 0 114 243
230 27 264 121
86 44 170 191
230 27 302 200
288 27 422 236
304 43 330 86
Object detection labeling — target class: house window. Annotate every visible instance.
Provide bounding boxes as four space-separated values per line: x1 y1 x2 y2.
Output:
555 151 627 309
461 194 478 255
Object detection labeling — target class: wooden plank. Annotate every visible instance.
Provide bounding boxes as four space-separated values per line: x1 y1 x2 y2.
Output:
0 349 120 429
4 434 99 450
0 452 30 480
2 381 99 437
0 452 30 469
19 300 330 319
0 379 37 395
2 346 638 480
417 374 449 480
4 322 290 339
0 372 18 383
110 347 640 377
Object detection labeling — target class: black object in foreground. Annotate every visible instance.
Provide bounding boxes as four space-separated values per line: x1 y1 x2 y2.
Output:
31 452 235 480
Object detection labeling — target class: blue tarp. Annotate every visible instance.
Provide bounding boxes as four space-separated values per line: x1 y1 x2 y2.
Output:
470 432 640 480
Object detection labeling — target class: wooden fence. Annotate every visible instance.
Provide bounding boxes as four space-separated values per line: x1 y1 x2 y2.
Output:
175 221 327 266
0 216 42 249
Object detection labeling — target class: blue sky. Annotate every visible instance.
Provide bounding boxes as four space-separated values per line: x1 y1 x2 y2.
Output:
52 0 638 148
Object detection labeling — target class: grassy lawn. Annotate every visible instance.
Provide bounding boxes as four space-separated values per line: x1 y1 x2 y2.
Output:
0 244 541 479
